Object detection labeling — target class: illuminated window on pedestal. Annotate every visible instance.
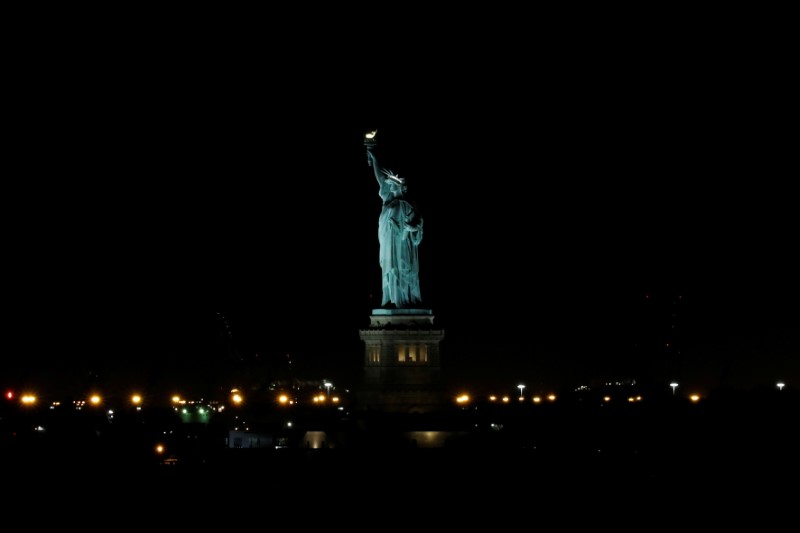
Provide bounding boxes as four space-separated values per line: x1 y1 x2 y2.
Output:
368 346 380 363
408 345 417 362
396 344 428 364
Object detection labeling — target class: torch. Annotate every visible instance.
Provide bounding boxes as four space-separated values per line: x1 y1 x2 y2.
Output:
364 129 377 166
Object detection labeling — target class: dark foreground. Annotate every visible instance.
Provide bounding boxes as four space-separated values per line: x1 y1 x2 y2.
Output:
3 390 797 524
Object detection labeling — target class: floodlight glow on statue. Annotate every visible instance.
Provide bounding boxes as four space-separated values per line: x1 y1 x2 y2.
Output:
365 131 423 309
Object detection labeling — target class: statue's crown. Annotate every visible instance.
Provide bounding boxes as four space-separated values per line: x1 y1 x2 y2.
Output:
384 169 405 184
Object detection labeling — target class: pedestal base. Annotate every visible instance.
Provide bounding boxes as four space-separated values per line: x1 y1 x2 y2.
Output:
357 386 446 414
357 309 446 414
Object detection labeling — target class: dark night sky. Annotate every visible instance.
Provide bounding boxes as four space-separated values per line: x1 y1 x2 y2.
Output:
3 18 798 398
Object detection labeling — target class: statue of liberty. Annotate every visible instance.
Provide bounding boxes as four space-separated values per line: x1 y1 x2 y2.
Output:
366 134 423 309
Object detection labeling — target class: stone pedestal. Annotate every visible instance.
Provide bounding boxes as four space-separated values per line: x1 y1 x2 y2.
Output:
357 309 446 413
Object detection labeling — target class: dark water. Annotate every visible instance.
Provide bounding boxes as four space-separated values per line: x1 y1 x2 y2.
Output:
3 392 796 523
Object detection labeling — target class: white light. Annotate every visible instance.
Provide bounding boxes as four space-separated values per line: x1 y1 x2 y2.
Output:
777 382 785 391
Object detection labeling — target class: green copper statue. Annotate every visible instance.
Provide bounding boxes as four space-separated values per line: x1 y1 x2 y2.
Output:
366 136 423 309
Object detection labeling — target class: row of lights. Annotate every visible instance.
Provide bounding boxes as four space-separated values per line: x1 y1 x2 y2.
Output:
7 381 789 408
457 392 709 405
6 379 339 407
456 393 558 404
455 380 790 406
8 389 341 408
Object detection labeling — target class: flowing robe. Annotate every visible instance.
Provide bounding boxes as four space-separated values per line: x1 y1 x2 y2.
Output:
377 182 423 308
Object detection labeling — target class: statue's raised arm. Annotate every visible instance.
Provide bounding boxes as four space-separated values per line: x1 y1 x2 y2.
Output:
367 150 382 183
